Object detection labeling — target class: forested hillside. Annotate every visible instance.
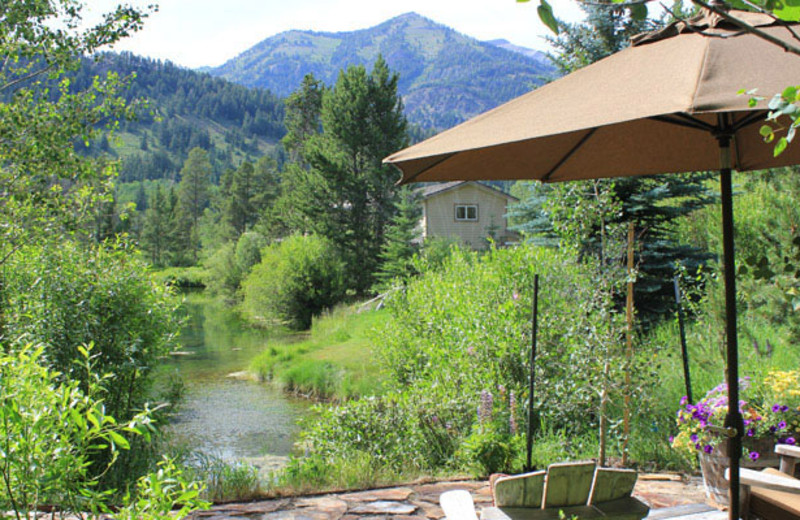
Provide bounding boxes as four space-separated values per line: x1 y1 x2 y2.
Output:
208 12 556 129
73 53 286 183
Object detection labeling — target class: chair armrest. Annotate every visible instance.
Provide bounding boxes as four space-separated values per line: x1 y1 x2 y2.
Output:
776 444 800 475
726 468 800 494
440 490 480 520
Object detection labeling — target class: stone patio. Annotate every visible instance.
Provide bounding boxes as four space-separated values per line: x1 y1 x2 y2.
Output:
190 474 717 520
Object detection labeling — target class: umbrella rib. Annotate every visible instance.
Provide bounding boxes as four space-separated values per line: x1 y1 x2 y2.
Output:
732 110 768 132
400 153 457 184
649 114 716 133
541 128 598 182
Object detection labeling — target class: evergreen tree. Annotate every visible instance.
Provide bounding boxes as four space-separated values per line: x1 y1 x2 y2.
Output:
141 184 170 266
286 57 408 294
177 147 212 263
374 186 422 290
282 73 325 162
222 156 281 238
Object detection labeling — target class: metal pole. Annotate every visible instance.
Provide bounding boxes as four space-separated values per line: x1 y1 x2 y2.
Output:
673 276 693 404
718 130 743 520
526 274 539 471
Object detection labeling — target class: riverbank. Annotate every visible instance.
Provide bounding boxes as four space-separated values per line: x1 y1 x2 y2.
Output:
250 304 388 400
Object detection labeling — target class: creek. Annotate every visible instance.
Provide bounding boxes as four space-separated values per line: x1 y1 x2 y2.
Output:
163 292 309 472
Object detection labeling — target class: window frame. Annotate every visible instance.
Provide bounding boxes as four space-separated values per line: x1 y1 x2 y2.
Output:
454 203 479 222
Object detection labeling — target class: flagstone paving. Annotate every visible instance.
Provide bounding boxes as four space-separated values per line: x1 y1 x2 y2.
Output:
190 475 712 520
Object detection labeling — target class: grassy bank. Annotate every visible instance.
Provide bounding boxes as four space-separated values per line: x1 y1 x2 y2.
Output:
250 304 387 400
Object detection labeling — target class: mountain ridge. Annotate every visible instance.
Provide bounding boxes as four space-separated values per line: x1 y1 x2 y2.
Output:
207 12 556 129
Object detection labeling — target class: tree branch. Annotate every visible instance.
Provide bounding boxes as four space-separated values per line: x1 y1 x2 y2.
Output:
690 0 800 55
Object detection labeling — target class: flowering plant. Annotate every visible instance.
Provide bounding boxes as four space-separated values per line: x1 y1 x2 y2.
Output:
671 370 800 461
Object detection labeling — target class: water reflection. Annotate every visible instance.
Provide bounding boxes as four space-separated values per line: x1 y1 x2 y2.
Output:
164 292 308 469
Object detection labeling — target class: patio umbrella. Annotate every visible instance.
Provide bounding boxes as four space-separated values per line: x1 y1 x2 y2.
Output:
384 7 800 519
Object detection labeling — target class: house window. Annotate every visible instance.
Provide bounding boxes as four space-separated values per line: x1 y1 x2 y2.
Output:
455 204 478 221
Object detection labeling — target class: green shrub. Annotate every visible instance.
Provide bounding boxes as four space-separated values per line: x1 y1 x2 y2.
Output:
242 234 345 329
205 232 266 299
151 266 208 288
3 240 181 487
0 344 207 519
4 241 179 423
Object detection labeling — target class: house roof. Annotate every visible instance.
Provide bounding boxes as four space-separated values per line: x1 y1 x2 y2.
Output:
419 181 518 201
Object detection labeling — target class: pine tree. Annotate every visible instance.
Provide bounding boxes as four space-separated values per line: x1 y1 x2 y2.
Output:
284 56 408 294
282 73 325 162
141 184 171 266
222 156 281 238
374 186 422 290
177 147 212 263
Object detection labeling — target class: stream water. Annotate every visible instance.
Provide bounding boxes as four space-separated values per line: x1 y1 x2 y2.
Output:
163 292 309 471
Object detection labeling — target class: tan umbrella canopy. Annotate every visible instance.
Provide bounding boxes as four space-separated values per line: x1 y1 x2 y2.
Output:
386 10 800 184
385 8 800 520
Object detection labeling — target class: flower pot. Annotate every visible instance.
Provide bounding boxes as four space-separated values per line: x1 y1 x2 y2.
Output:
698 439 778 508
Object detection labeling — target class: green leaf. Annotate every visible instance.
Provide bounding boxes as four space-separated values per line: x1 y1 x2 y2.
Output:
775 136 789 156
538 0 559 34
107 430 130 450
783 86 799 101
629 3 648 20
760 125 773 137
774 4 800 20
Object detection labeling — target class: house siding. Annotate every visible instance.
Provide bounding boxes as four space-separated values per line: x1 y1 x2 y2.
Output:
423 184 512 249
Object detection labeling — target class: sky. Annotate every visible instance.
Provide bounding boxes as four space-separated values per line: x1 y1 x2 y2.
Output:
86 0 588 69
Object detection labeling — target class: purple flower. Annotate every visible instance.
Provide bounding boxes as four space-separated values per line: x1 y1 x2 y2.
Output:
680 396 688 406
704 445 714 454
781 405 790 412
773 404 782 412
778 421 787 430
669 435 674 443
690 434 699 442
786 437 796 445
747 428 756 437
478 390 494 424
770 426 778 433
749 452 760 461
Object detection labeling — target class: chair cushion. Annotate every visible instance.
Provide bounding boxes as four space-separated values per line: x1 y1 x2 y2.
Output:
750 467 800 519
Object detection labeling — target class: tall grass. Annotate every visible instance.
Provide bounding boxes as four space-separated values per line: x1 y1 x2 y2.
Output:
250 304 387 400
187 453 262 503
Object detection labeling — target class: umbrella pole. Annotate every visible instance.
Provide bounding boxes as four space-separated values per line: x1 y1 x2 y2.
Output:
526 274 539 471
673 276 692 404
718 137 744 520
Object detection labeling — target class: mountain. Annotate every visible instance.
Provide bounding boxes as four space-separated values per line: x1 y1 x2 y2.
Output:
207 12 556 129
72 53 286 183
485 39 553 67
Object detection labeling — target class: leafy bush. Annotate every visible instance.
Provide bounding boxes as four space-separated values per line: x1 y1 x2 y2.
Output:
4 240 180 423
0 345 207 519
283 244 669 481
150 266 208 288
3 240 181 487
205 232 266 299
242 234 345 329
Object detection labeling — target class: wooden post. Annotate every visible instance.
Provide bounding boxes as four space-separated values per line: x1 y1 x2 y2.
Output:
622 221 634 466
